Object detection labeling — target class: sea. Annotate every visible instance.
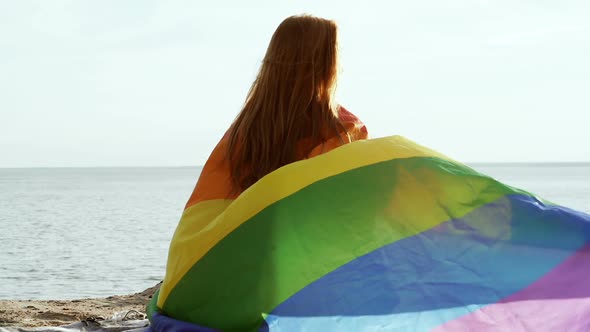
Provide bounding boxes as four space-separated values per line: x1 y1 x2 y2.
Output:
1 164 589 300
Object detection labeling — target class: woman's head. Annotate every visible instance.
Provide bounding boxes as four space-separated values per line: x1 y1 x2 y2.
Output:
263 15 339 104
227 15 343 193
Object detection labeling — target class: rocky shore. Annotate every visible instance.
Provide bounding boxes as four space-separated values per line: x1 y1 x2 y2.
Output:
0 283 160 329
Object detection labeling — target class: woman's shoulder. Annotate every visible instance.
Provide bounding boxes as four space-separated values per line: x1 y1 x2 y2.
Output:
338 105 368 139
338 105 361 123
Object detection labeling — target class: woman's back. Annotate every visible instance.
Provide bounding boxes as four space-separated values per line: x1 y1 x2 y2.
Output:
185 106 367 208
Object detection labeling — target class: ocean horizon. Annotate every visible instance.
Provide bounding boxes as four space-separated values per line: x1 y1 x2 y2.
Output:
1 163 589 300
2 162 590 168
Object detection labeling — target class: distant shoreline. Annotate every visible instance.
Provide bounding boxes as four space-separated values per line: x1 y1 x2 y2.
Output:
468 162 590 167
0 166 203 170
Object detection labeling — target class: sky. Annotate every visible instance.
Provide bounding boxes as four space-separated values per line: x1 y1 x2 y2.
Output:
1 0 589 167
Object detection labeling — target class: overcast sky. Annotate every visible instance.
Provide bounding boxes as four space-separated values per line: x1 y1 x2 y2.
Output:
1 1 589 167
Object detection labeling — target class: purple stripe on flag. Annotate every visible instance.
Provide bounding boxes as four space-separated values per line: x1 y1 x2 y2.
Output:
433 243 590 332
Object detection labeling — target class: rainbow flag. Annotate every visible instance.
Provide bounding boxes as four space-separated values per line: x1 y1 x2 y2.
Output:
147 136 590 331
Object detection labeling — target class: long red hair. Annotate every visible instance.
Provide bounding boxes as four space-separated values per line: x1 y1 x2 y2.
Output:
226 15 345 193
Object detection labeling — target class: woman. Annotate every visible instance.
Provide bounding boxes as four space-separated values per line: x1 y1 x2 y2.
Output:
184 14 368 209
150 15 370 331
